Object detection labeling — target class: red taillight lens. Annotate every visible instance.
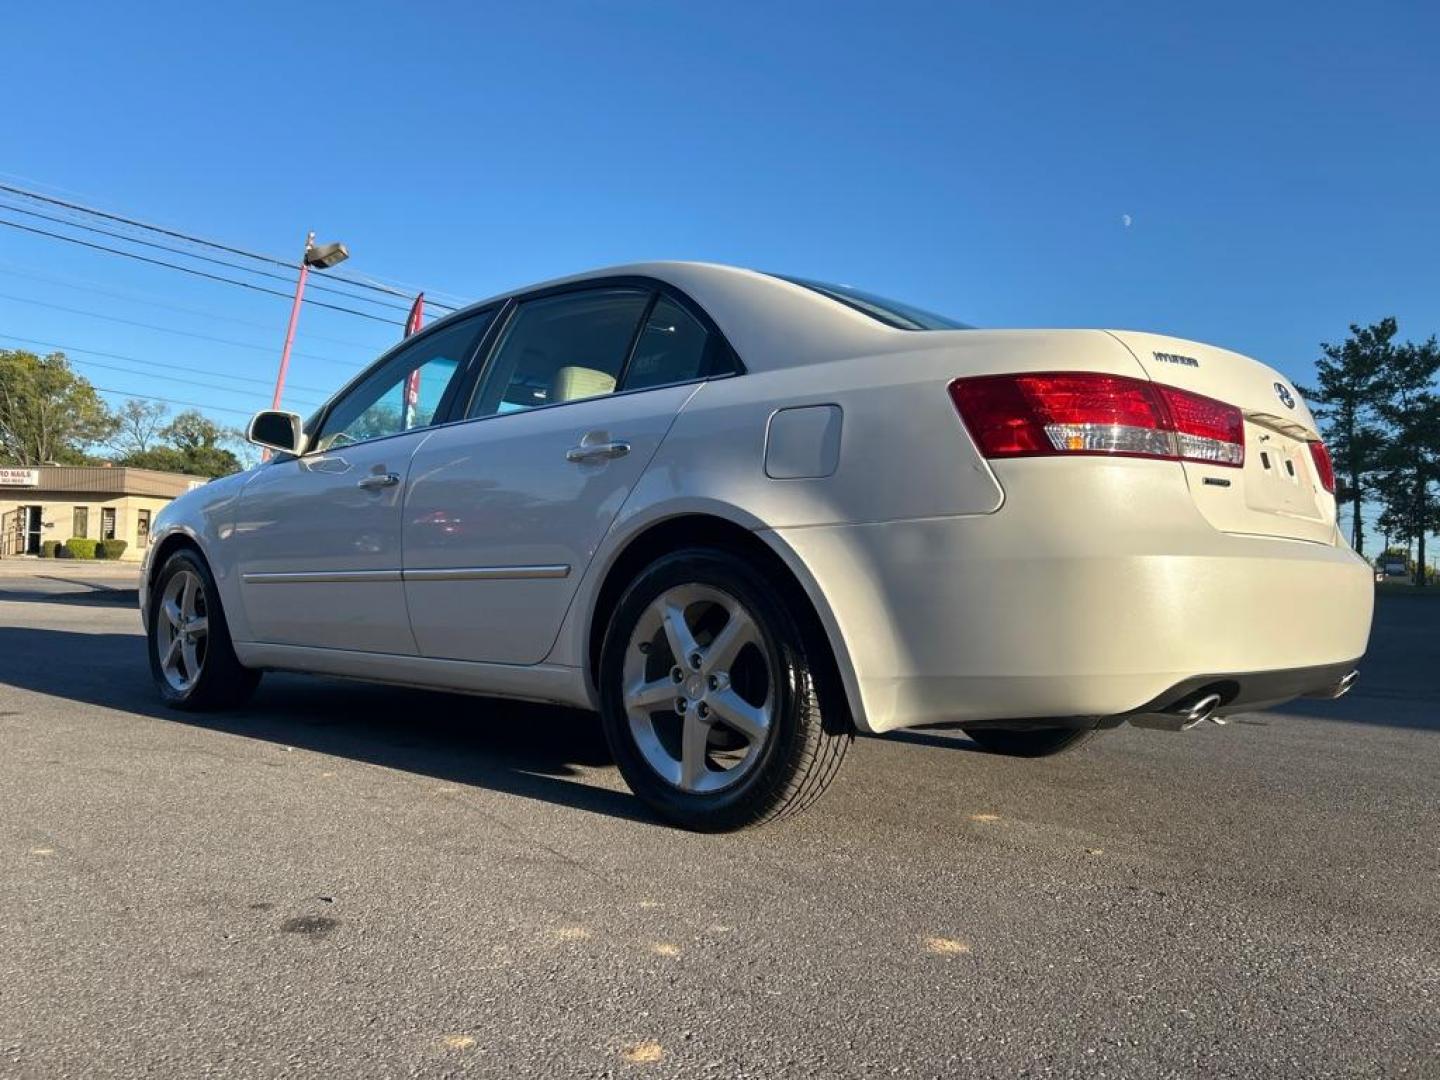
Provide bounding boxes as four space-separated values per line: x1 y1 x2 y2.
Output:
1309 440 1335 493
949 372 1244 467
1154 384 1246 466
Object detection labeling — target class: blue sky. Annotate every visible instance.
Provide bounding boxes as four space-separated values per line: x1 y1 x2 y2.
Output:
3 0 1437 489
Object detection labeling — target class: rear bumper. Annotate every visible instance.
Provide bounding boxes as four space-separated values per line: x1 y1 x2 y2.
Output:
769 458 1375 733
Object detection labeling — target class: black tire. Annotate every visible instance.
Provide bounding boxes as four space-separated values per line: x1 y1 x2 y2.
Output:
960 726 1094 757
147 548 260 711
598 547 851 831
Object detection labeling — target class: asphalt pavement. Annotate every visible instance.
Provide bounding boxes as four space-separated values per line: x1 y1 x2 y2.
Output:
0 570 1436 1079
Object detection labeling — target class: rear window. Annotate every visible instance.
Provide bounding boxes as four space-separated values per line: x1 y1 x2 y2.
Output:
771 274 971 331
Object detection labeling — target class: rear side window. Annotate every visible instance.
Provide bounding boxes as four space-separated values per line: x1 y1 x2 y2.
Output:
621 296 731 391
469 289 649 418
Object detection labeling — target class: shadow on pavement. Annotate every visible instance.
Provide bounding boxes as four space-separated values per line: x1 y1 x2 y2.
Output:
871 726 988 753
0 626 657 827
0 586 139 607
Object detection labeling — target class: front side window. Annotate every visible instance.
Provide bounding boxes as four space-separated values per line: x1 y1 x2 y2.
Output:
314 315 491 451
468 289 650 418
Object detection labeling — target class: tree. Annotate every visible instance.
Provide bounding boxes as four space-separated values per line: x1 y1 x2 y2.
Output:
0 349 117 465
1301 320 1395 555
163 409 244 476
108 398 170 457
1373 336 1440 586
117 409 243 477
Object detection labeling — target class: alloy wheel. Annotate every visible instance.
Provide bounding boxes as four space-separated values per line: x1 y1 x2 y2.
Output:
622 583 775 793
155 569 209 694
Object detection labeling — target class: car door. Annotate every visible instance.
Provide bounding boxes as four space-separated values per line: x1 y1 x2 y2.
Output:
403 285 738 665
231 314 492 652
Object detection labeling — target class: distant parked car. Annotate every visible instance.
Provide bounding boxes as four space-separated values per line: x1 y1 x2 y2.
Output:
139 263 1375 830
1381 557 1409 577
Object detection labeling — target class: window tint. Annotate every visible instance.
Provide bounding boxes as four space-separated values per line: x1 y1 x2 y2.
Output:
469 289 649 418
622 296 715 391
315 315 489 450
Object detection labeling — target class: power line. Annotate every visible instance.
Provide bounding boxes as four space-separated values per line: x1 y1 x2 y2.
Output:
0 181 465 311
0 217 402 324
0 181 294 268
67 354 326 408
0 260 390 352
0 333 332 398
0 289 362 366
88 385 257 418
0 199 416 312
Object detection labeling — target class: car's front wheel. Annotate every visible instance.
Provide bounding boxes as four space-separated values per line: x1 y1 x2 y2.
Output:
598 548 851 831
148 548 260 710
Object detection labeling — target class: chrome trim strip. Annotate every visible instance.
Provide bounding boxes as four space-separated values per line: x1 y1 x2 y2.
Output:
403 564 571 582
242 569 403 584
241 565 570 585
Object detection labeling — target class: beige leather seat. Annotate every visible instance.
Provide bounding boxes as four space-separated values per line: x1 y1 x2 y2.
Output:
551 366 616 403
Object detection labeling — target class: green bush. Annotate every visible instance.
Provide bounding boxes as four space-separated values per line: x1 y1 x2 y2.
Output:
63 537 98 559
38 540 61 559
95 539 130 560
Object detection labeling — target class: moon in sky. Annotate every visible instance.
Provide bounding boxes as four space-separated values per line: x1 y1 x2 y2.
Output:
1121 213 1133 228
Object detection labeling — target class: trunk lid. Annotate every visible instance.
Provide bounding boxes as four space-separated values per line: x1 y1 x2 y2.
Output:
1108 330 1337 544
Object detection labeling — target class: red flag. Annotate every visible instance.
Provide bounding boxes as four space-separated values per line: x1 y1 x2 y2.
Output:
402 294 424 427
404 292 425 337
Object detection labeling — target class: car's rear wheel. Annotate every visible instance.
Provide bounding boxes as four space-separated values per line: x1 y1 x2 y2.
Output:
960 726 1094 757
598 548 851 831
148 548 260 710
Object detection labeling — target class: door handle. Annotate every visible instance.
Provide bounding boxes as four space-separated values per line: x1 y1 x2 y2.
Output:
357 471 401 490
565 440 631 464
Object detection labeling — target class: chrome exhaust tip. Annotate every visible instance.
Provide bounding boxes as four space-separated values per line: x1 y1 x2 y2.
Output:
1128 691 1225 732
1306 669 1359 700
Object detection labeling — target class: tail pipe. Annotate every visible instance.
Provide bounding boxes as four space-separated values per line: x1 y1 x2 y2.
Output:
1307 669 1359 700
1127 691 1225 732
1128 668 1360 731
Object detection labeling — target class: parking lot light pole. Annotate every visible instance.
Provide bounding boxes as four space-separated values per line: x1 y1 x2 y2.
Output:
270 232 349 411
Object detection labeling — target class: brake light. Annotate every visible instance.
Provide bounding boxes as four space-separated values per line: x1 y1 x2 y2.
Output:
1308 440 1335 493
949 372 1244 467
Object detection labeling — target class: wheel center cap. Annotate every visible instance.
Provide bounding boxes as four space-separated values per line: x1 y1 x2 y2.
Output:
685 675 705 701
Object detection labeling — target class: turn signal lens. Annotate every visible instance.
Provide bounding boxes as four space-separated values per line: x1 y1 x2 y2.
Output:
949 372 1244 467
1308 440 1336 493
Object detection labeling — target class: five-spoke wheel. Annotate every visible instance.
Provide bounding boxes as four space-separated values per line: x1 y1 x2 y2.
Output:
599 547 851 831
147 548 259 710
155 568 209 694
623 583 774 794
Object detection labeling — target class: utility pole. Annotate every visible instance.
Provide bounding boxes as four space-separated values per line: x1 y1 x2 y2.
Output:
270 232 350 411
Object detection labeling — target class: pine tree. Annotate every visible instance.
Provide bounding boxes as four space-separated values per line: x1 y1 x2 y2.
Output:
1301 320 1394 555
1374 337 1440 585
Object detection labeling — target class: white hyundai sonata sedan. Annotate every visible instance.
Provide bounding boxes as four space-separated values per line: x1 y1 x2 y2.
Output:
141 262 1374 830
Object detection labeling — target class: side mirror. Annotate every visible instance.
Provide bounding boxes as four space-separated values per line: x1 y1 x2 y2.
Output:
247 410 305 455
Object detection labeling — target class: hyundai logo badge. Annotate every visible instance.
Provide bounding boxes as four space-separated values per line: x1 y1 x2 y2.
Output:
1274 382 1296 409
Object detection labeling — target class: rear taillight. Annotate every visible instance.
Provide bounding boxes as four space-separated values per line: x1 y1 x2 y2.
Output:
949 372 1244 467
1308 440 1335 493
